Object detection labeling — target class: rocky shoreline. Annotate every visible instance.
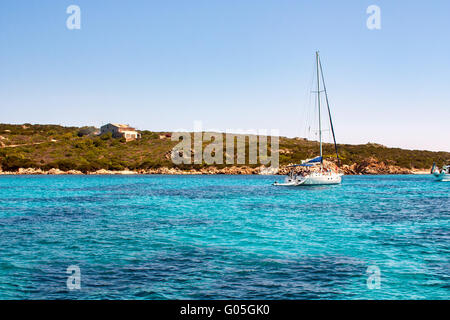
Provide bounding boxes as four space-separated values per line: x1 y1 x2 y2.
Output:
1 124 445 178
0 159 430 176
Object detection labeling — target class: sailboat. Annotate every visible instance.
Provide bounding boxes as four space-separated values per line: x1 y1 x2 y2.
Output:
431 163 450 181
274 52 343 186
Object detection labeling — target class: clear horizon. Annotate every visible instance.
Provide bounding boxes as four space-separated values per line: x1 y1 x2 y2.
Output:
1 1 449 152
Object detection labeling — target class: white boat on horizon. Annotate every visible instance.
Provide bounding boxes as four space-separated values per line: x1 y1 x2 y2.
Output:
274 52 343 187
431 163 450 181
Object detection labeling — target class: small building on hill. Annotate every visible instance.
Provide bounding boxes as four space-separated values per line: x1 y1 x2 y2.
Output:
100 123 141 141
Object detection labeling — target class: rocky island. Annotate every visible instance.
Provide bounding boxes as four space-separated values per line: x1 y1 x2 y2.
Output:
0 124 448 175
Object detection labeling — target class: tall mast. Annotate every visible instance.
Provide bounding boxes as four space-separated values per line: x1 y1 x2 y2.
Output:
318 55 340 166
316 51 323 163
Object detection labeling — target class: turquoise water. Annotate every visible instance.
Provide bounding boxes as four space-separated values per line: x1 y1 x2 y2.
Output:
0 174 448 299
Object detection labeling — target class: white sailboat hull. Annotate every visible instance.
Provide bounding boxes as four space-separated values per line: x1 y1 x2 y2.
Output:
433 172 450 181
301 173 343 185
274 172 343 186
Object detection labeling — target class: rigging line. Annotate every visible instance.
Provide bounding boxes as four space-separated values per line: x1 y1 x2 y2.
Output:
318 54 340 166
311 82 318 141
316 51 323 164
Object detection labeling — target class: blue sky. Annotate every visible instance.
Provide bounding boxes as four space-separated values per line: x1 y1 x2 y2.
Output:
1 0 449 151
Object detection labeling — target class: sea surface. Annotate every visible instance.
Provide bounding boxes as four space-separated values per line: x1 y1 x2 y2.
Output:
0 174 448 299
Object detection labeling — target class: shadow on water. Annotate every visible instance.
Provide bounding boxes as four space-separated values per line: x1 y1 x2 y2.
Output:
25 246 365 299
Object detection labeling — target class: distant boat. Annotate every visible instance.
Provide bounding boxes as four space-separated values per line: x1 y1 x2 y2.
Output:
274 52 343 186
431 163 450 181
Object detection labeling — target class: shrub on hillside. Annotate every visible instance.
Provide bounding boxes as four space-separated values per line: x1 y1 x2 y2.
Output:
2 155 36 171
100 132 112 140
108 161 125 171
93 137 106 148
54 159 79 171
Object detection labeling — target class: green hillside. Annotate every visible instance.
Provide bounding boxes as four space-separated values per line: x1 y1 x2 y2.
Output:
0 124 448 173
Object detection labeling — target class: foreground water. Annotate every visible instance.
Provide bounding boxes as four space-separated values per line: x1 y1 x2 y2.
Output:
0 174 448 299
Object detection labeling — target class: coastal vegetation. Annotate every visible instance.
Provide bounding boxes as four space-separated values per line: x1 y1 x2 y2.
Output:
0 124 448 174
